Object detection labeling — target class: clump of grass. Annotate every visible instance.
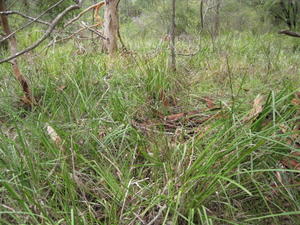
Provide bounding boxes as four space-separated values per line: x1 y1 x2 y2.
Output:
0 31 300 224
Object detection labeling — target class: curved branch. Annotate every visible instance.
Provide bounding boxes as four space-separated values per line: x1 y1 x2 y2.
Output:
0 4 81 64
0 11 50 25
0 0 65 43
64 1 105 28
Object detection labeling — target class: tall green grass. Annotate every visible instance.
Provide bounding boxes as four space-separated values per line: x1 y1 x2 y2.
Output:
0 31 300 224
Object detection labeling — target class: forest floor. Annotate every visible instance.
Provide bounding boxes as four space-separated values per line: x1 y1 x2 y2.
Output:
0 32 300 224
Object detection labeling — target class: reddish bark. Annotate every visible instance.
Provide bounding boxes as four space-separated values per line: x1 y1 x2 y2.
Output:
0 0 35 105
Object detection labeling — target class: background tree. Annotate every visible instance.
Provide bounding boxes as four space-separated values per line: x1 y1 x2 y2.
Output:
103 0 121 55
170 0 176 71
213 0 221 37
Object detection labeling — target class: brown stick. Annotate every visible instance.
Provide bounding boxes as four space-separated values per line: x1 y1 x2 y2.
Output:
65 1 105 28
0 11 50 25
0 0 35 104
81 22 107 40
278 30 300 38
0 0 65 43
0 4 81 64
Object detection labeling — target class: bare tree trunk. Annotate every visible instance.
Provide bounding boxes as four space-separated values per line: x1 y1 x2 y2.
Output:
0 0 35 105
169 0 176 72
213 0 221 37
23 0 29 7
103 0 119 56
187 0 189 12
0 20 8 50
199 0 204 30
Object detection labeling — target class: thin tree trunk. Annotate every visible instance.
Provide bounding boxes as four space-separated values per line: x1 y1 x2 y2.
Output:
24 0 29 7
0 0 35 105
103 0 119 56
214 0 221 37
0 20 8 50
187 0 189 12
170 0 176 72
199 0 204 30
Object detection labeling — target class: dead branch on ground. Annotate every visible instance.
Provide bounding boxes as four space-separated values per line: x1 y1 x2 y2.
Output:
278 30 300 38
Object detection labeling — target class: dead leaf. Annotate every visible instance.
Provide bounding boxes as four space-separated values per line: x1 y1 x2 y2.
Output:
159 91 177 107
292 151 300 157
202 97 216 109
46 124 62 146
281 159 300 170
194 125 211 139
57 85 67 91
165 112 185 121
279 124 289 134
244 95 264 122
291 98 300 106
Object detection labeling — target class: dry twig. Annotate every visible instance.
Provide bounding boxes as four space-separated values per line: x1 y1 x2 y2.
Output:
0 4 81 64
0 0 65 43
0 10 50 25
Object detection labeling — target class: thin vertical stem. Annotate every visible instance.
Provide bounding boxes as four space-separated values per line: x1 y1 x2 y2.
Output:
170 0 176 72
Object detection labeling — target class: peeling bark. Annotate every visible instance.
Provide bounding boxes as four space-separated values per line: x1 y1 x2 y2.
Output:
103 0 119 55
0 0 35 105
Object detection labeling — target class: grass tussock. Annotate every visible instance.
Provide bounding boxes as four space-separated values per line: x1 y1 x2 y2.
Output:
0 32 300 224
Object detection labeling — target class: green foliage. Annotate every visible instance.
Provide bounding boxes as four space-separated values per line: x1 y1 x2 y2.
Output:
35 0 79 24
249 0 300 30
1 30 300 224
1 0 300 224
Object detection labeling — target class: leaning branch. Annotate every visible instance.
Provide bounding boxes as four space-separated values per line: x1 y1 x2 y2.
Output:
81 21 107 40
278 30 300 38
0 0 65 43
0 4 81 64
0 11 50 25
44 22 102 50
65 1 105 28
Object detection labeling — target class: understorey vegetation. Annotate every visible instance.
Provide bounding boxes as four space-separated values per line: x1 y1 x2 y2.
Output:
0 0 300 224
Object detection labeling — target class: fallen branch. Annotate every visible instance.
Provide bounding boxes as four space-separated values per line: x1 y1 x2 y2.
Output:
278 30 300 38
0 4 81 64
0 11 50 25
